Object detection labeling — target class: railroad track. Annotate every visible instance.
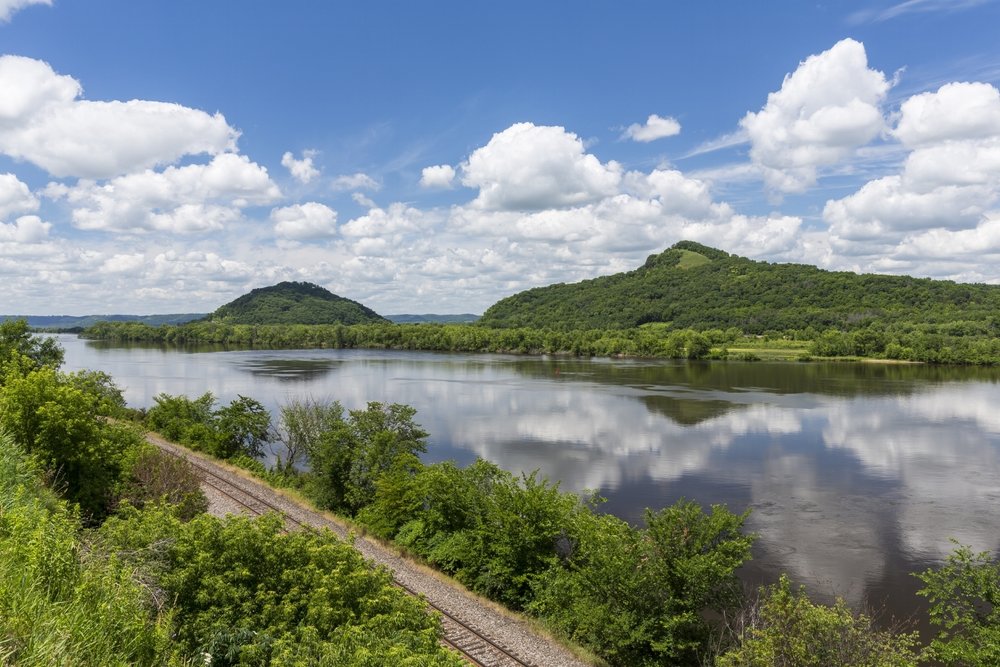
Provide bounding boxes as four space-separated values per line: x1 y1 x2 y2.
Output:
157 442 535 667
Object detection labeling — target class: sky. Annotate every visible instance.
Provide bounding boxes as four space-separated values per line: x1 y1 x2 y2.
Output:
3 1 1000 316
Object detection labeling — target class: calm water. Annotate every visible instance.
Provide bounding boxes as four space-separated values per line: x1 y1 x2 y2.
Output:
57 334 1000 627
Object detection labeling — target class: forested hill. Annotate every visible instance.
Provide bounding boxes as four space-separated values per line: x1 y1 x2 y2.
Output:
206 281 388 325
479 241 1000 333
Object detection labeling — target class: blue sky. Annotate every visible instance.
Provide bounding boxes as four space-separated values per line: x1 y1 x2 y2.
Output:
2 0 1000 315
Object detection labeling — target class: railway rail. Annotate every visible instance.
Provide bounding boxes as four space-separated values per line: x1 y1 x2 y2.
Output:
156 440 541 667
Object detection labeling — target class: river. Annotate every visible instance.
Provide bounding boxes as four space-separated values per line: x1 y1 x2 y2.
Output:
56 334 1000 629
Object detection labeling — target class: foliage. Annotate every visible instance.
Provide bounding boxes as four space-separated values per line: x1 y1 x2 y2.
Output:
99 505 464 666
277 396 346 474
145 391 273 459
478 241 1000 334
714 575 921 667
916 543 1000 666
206 280 388 325
0 366 143 520
0 435 170 666
0 318 63 378
528 500 754 666
115 444 208 520
307 401 428 514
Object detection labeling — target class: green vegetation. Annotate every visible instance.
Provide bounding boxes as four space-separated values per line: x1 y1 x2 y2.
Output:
715 575 921 666
0 435 171 666
98 507 462 666
480 240 1000 333
146 392 273 459
916 543 1000 666
206 281 388 325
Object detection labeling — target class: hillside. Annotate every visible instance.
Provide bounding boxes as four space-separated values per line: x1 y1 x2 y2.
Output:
207 281 387 325
479 241 1000 333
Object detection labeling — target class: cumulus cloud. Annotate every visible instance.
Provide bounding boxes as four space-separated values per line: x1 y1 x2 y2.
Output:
0 55 238 179
893 82 1000 147
281 150 320 184
419 164 456 188
341 202 425 238
0 0 50 23
622 114 681 142
0 172 38 218
741 39 890 194
271 202 337 240
824 82 1000 243
0 214 50 243
51 153 281 233
461 123 622 211
331 172 379 191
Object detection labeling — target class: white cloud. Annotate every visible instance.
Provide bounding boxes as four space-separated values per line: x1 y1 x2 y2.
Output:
824 82 1000 244
419 164 456 188
99 253 145 275
622 114 681 142
331 172 380 191
271 202 338 240
0 0 50 23
0 214 50 243
0 55 238 179
894 82 1000 147
341 202 425 238
741 39 890 194
461 122 622 211
351 192 377 209
281 150 320 184
53 153 281 233
0 172 38 219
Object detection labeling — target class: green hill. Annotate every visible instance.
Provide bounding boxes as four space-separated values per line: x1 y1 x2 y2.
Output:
479 241 1000 333
207 281 387 325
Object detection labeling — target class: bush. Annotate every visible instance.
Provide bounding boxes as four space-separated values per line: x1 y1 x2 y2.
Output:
714 575 921 667
0 435 170 666
99 505 464 666
916 543 1000 666
116 445 208 520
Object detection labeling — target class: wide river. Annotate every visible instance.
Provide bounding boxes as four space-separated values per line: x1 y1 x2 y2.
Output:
57 334 1000 627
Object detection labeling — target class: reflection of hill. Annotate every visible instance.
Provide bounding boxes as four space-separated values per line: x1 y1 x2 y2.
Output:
639 394 737 425
235 358 341 382
508 357 1000 420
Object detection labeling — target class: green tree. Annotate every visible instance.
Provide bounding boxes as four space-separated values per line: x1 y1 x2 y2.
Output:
214 395 272 458
0 318 63 379
0 366 142 520
916 543 1000 666
308 401 428 514
277 397 344 475
530 500 755 666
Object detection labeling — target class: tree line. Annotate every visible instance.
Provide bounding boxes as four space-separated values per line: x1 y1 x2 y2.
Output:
84 317 1000 365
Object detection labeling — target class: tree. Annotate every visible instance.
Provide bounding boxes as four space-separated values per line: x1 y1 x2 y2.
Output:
214 395 272 458
0 318 63 379
0 366 142 520
529 499 755 666
308 402 428 514
277 397 344 475
916 543 1000 666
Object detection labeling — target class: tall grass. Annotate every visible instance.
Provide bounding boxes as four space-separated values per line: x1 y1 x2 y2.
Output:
0 434 169 666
